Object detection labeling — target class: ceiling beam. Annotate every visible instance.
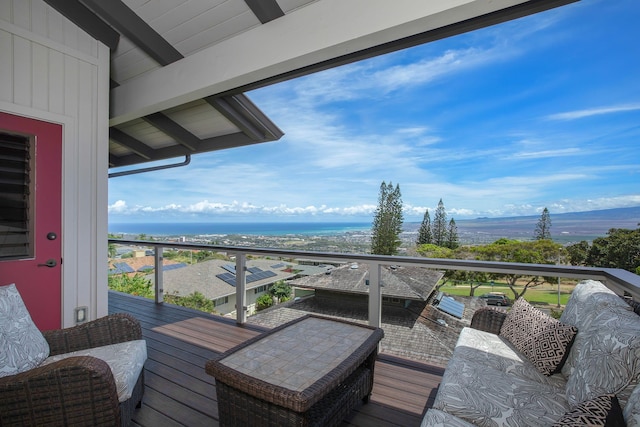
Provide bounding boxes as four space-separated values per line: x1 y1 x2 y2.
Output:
205 94 284 141
109 128 154 160
108 153 119 167
80 0 183 66
244 0 285 24
43 0 119 49
109 132 267 168
110 0 576 126
142 113 199 151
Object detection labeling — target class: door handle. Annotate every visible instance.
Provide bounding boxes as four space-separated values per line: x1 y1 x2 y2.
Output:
38 259 57 268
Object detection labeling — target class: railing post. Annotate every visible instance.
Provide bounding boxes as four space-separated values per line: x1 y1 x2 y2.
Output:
154 246 164 304
235 254 247 325
368 262 382 328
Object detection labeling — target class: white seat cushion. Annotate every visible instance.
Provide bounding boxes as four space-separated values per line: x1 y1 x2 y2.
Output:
0 283 50 378
422 409 476 427
42 340 147 402
432 327 570 426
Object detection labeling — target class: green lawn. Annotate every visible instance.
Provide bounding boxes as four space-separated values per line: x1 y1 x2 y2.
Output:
439 283 572 307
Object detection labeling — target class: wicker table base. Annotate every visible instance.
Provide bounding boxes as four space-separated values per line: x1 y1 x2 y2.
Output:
206 315 384 427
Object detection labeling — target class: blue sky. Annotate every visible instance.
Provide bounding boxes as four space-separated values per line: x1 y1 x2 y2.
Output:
109 0 640 224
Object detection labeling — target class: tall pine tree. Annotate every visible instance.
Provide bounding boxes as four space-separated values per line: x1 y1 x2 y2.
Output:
371 181 404 255
416 209 432 245
535 207 552 240
432 199 448 246
446 218 459 249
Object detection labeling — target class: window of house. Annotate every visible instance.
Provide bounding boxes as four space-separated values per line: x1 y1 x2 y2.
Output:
0 132 33 259
254 285 267 294
214 296 229 307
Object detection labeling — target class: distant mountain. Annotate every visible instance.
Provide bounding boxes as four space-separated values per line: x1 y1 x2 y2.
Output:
471 206 640 223
411 206 640 245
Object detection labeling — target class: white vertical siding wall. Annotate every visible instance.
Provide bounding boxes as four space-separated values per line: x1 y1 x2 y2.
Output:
0 0 110 327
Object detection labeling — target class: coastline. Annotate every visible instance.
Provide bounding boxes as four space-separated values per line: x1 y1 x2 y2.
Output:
108 221 372 237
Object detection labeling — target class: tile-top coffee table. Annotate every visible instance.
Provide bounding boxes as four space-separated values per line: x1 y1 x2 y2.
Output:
205 314 384 427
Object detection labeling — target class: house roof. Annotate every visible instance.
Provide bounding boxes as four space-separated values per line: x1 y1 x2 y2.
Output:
291 263 443 301
157 258 296 300
44 0 575 169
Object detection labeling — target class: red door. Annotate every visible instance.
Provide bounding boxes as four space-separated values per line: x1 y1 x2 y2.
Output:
0 112 62 330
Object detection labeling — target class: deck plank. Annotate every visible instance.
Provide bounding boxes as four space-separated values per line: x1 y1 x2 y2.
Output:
109 291 443 427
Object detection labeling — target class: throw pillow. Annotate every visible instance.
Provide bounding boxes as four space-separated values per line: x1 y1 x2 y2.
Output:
500 298 577 375
552 394 626 427
0 283 50 378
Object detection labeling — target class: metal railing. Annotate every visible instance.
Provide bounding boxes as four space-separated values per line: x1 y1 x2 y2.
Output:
109 238 640 327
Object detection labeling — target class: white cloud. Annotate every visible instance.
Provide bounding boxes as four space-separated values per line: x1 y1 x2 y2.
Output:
507 147 582 159
108 200 128 213
546 103 640 121
371 47 502 93
108 200 380 218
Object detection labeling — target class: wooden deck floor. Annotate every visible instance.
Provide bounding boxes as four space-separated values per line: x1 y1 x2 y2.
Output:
109 291 444 427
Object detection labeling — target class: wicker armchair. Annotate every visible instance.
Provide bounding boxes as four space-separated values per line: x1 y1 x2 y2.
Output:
470 306 508 335
0 313 145 427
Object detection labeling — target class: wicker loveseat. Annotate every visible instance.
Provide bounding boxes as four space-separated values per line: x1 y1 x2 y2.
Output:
422 280 640 426
0 284 146 427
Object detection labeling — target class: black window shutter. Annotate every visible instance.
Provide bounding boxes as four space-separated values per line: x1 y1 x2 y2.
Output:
0 132 31 259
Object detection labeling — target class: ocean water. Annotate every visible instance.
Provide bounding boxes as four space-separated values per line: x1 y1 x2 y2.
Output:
108 222 372 237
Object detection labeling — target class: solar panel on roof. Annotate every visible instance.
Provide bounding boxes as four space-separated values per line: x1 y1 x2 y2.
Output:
270 263 285 269
137 265 154 272
164 263 187 271
247 267 262 274
111 262 134 274
436 296 465 319
218 272 234 281
216 269 279 286
216 273 236 286
245 270 278 283
222 264 236 274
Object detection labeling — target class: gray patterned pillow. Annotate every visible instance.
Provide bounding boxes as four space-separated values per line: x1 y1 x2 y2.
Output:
552 394 625 426
0 283 50 377
500 298 577 376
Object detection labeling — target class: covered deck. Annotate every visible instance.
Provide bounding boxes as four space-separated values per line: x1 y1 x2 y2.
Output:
109 291 444 426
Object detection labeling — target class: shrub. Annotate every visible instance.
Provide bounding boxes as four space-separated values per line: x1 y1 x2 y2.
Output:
108 273 153 298
270 280 292 302
256 294 273 311
165 291 214 313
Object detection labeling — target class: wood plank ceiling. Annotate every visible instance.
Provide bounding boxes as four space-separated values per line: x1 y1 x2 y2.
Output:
43 0 577 170
44 0 296 169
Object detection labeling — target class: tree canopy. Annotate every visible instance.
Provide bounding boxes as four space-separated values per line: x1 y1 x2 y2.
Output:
534 207 552 240
371 181 404 255
432 199 448 246
470 238 565 299
416 209 432 245
447 218 459 249
270 280 292 302
417 238 566 299
416 199 458 249
567 227 640 273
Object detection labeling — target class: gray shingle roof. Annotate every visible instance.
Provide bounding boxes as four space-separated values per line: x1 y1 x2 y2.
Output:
154 259 296 300
291 264 443 301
